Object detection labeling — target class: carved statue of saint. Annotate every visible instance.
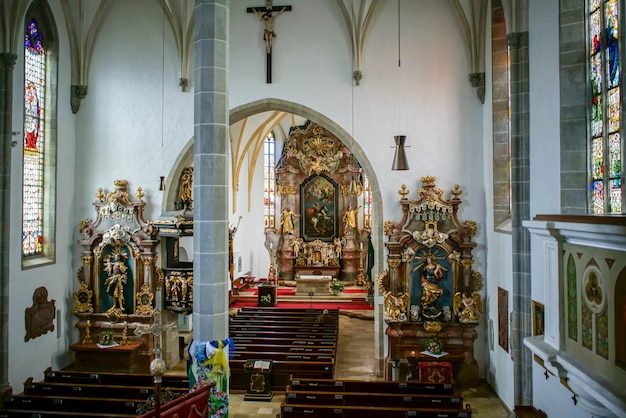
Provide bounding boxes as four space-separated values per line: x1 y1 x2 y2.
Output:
280 207 295 235
421 256 444 308
179 167 194 204
343 205 361 232
103 251 128 311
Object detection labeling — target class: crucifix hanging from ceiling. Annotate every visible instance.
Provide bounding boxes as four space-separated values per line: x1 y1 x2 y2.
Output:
247 0 292 83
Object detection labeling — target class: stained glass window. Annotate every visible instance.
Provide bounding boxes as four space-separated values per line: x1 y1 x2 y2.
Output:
22 18 46 256
263 132 276 229
589 0 623 213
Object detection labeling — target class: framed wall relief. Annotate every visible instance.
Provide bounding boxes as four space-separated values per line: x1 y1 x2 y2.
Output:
532 300 545 336
498 287 509 352
300 174 338 242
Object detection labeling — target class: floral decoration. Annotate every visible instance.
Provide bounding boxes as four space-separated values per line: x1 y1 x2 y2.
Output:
98 330 115 346
425 337 443 354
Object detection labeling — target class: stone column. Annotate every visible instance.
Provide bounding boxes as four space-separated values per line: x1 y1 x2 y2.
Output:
193 0 230 342
0 52 16 394
509 31 533 406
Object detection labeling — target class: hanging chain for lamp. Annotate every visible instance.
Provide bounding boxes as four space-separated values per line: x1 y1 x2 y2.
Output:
392 135 409 170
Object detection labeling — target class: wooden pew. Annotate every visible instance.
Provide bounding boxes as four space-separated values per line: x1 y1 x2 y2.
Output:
289 377 455 395
285 388 463 408
231 350 335 362
229 324 338 334
228 307 340 392
236 307 339 317
234 343 335 353
231 336 336 347
281 377 471 418
0 371 189 418
42 368 190 389
280 402 472 418
230 329 337 340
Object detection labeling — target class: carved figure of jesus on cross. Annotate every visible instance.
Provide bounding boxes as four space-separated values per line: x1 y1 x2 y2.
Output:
247 0 292 83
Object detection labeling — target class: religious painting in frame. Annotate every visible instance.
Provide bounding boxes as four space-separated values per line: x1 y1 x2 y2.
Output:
532 300 545 336
498 287 509 352
300 174 338 242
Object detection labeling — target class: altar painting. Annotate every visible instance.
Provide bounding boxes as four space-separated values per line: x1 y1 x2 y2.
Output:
301 175 337 242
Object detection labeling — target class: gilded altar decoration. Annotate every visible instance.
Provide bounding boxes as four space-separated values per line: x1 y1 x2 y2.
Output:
135 284 155 316
412 220 448 248
453 291 482 323
75 179 160 373
381 176 482 386
73 281 94 314
103 247 129 317
383 291 409 323
178 166 194 210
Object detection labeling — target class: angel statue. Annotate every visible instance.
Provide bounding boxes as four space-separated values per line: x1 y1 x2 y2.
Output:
383 291 410 323
453 291 482 323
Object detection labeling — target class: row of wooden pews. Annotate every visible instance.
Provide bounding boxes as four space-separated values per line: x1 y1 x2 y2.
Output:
229 307 340 391
280 377 472 418
0 367 191 418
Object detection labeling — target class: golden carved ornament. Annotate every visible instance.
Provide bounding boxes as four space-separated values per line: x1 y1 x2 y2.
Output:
472 270 484 291
95 188 104 201
73 281 94 314
450 184 462 199
141 256 156 266
465 220 477 236
423 320 442 335
135 284 154 316
383 220 396 238
277 185 297 195
387 258 401 271
421 175 436 184
136 187 145 201
114 179 128 188
398 184 409 199
81 255 92 265
155 267 165 289
377 269 390 294
461 258 474 271
79 218 91 235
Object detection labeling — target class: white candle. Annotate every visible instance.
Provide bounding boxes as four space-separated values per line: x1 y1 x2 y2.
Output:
360 243 363 250
270 243 273 250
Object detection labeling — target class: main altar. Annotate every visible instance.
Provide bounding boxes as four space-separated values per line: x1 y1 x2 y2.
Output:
266 121 371 287
379 176 483 387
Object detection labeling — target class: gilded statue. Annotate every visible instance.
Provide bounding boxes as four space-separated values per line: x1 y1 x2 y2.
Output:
280 207 295 235
453 291 482 323
383 291 409 323
179 167 193 205
343 205 361 231
103 250 128 312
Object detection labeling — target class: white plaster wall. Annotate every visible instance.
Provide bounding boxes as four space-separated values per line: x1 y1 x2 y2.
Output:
8 0 77 389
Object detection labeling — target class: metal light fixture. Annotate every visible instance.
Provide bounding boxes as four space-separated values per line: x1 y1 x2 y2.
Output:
392 135 409 170
159 176 166 191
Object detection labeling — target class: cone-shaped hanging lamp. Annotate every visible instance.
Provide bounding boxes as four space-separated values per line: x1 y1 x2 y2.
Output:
392 135 409 170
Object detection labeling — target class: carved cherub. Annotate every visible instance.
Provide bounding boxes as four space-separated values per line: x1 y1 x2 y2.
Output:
383 291 409 323
453 291 482 323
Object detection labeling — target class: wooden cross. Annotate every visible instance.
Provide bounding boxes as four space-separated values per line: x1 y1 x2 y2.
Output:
134 309 177 417
247 0 292 83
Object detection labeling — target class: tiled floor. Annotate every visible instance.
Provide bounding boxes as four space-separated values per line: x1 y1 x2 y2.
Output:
219 310 512 418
